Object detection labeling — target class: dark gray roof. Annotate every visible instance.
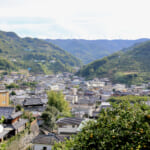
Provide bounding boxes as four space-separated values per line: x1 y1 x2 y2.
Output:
32 134 66 145
0 107 22 120
77 99 96 105
56 117 83 125
23 98 44 106
0 107 14 119
11 111 23 119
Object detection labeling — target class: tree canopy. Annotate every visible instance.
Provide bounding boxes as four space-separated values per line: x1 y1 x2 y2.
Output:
41 91 71 131
47 91 71 116
53 101 150 150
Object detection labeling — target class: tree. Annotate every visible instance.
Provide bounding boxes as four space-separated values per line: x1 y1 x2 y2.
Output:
45 105 60 117
10 91 16 95
16 104 22 111
53 102 150 150
6 83 19 89
47 91 71 116
41 111 56 131
0 116 5 124
42 106 60 131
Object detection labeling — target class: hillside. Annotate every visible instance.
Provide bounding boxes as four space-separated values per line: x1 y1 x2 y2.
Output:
77 40 150 85
46 39 149 64
0 31 82 74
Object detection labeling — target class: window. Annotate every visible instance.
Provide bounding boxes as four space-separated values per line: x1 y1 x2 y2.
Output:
72 125 75 128
2 101 6 104
43 147 47 150
2 94 6 96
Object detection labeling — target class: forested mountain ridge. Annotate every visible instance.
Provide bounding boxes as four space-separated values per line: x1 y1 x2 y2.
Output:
77 40 150 85
46 39 149 64
0 30 82 74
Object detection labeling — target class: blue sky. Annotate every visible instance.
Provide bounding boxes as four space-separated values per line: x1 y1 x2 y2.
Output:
0 0 150 39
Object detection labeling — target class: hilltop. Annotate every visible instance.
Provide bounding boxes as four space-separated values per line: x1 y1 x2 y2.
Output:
77 40 150 85
0 31 82 74
46 39 149 64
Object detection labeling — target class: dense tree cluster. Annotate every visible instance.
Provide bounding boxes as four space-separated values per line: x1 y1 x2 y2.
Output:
53 102 150 150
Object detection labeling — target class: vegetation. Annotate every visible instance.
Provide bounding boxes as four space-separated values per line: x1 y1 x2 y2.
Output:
47 39 148 64
53 101 150 150
41 91 71 131
21 82 37 87
77 40 150 85
108 95 149 104
47 91 71 116
16 104 22 111
0 116 5 124
41 106 60 131
0 30 82 74
22 111 35 123
6 83 19 89
10 91 16 95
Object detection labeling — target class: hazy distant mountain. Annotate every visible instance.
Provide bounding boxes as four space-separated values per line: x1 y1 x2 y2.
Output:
46 39 149 64
0 30 82 74
77 40 150 85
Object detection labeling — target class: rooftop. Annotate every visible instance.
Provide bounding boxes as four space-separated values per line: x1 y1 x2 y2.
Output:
0 107 22 120
56 117 83 125
23 98 44 106
32 134 67 145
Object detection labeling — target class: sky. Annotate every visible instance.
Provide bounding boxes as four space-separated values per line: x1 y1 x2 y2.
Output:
0 0 150 39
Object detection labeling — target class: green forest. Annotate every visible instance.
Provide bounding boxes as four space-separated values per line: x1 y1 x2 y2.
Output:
0 31 82 74
77 40 150 85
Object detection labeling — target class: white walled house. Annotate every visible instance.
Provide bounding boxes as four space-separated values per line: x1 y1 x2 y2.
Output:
65 95 78 104
100 102 111 111
113 84 126 91
32 134 65 150
56 117 83 134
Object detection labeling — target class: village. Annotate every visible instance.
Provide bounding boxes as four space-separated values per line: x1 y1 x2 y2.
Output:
0 72 150 150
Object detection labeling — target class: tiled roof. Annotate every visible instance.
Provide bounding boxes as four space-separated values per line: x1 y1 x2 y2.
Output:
11 111 23 119
56 117 83 125
32 134 66 145
23 98 44 106
0 107 22 120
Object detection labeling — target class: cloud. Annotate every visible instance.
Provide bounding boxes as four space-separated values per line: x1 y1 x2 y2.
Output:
0 0 150 39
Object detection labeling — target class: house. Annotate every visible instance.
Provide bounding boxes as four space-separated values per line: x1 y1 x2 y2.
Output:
65 95 78 104
71 98 96 118
113 84 126 92
32 133 66 150
99 102 111 111
0 84 5 90
112 91 132 97
23 98 45 112
0 107 28 142
84 90 95 96
0 90 9 107
49 85 59 91
23 98 44 107
56 117 84 134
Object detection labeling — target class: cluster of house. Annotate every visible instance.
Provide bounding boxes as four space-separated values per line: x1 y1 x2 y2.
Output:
1 72 150 149
0 90 28 142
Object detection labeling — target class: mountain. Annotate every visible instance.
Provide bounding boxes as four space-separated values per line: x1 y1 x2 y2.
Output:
46 39 149 64
77 40 150 85
0 31 82 74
